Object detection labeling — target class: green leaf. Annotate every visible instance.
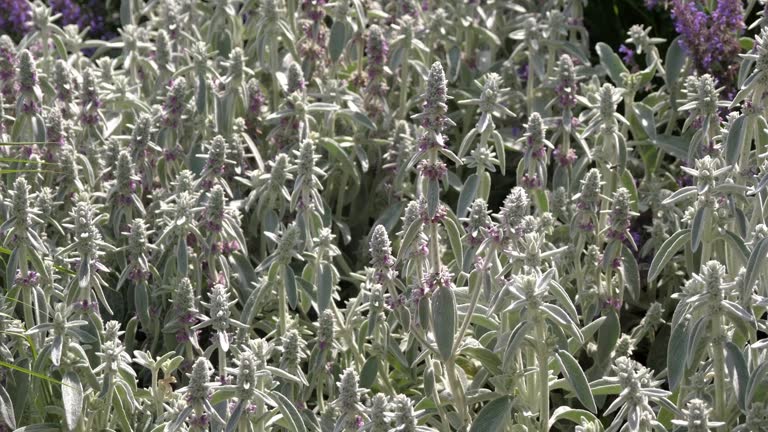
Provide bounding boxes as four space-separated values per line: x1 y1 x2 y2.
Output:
724 341 749 411
597 309 620 367
745 237 768 297
532 188 548 213
722 230 750 264
317 263 333 314
589 382 622 395
135 283 150 328
747 360 768 406
740 36 755 51
360 356 379 389
462 347 502 375
284 265 298 309
352 110 376 130
432 286 456 361
633 103 657 140
503 321 532 371
427 177 440 219
621 245 640 300
726 115 747 165
667 322 688 390
447 45 461 82
457 174 479 218
442 216 463 271
62 372 83 431
33 114 46 147
648 229 691 281
662 186 697 206
596 42 628 85
468 396 512 432
270 391 307 432
78 256 91 289
176 236 188 275
620 169 640 213
397 218 424 261
371 203 403 233
652 134 689 160
120 0 133 26
665 36 686 85
548 406 598 429
556 350 597 412
686 316 710 368
329 21 347 63
0 384 15 429
492 131 506 174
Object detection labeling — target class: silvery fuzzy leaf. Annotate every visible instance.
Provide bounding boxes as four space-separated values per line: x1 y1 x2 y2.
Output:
468 396 512 432
51 335 63 367
318 263 333 314
556 350 597 413
432 285 456 361
62 372 83 431
0 384 15 429
270 390 307 432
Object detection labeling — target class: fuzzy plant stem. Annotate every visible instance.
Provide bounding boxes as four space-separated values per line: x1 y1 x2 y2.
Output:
101 382 114 430
527 52 535 115
711 314 727 425
425 182 469 424
270 37 280 111
453 267 484 353
278 273 287 337
446 357 468 424
152 369 163 419
398 46 411 119
535 316 549 431
218 344 226 382
19 248 37 333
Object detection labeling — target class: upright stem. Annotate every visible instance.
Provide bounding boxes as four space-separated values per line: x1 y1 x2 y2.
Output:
152 369 162 418
446 358 468 424
527 52 535 116
712 314 726 426
335 172 348 219
218 345 226 381
270 36 280 111
399 47 411 120
255 378 265 432
536 317 549 432
102 384 114 430
453 268 483 354
278 273 287 337
20 248 38 343
286 0 297 35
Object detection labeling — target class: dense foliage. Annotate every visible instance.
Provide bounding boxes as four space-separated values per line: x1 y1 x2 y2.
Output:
1 0 768 431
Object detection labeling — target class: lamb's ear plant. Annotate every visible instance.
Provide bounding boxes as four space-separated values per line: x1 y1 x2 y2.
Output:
5 0 768 431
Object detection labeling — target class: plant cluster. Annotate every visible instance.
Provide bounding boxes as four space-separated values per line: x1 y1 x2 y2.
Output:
1 0 768 432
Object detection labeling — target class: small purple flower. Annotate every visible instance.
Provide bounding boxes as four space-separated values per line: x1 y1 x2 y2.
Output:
14 270 39 287
618 44 635 65
188 414 210 428
521 173 542 189
516 64 528 83
416 160 447 180
553 147 577 167
603 297 623 311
